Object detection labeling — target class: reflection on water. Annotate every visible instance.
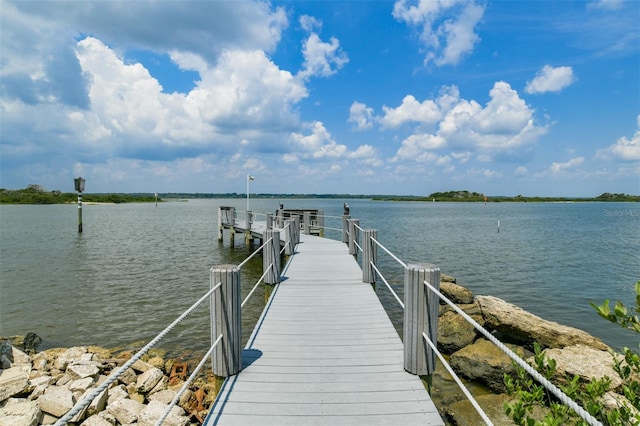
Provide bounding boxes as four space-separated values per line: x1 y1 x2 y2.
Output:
1 199 638 353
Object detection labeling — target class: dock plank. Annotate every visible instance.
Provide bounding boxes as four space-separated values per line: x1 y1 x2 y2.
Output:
205 233 444 425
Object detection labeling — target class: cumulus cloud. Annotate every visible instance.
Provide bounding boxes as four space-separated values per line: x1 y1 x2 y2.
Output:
391 82 548 162
348 102 375 130
298 33 349 79
525 65 576 94
547 157 585 175
392 0 485 66
596 115 640 161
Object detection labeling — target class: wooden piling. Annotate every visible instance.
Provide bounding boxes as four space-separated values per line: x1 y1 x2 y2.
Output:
263 229 281 284
245 211 252 246
210 265 242 377
348 218 359 255
342 214 350 243
317 210 324 237
303 212 311 235
284 219 295 255
362 229 377 284
403 263 439 376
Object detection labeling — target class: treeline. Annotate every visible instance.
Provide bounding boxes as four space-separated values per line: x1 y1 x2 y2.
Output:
375 190 640 202
0 185 158 204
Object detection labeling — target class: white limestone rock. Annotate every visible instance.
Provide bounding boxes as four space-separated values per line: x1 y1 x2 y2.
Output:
54 347 88 371
38 386 76 417
81 414 113 426
0 366 29 402
136 367 163 393
68 362 100 380
137 400 189 426
542 345 623 389
149 389 177 405
0 397 42 426
106 398 144 424
118 368 137 385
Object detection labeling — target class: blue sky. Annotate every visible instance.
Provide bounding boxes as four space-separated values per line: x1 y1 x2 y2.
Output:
1 0 638 196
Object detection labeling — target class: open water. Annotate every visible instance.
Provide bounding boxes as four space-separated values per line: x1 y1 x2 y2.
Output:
1 199 638 353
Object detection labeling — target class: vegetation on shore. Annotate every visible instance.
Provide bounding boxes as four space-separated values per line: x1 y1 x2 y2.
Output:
0 185 158 204
1 185 638 205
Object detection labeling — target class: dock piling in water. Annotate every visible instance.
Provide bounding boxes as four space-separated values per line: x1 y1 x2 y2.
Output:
210 265 242 377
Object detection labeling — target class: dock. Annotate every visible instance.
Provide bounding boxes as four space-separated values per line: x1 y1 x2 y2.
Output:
205 232 443 425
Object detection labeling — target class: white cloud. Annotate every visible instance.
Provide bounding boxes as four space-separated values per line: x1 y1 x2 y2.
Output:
348 102 375 130
392 0 485 66
525 65 576 94
298 33 349 79
596 115 640 161
380 95 441 128
547 157 585 175
515 166 528 176
300 15 322 32
588 0 624 10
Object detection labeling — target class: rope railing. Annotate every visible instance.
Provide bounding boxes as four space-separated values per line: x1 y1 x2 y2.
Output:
242 265 273 308
54 283 223 426
237 237 271 269
370 262 404 309
423 279 603 426
371 236 407 268
154 333 223 426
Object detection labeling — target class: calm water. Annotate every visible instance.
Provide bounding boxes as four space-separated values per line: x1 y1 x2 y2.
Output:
1 199 638 353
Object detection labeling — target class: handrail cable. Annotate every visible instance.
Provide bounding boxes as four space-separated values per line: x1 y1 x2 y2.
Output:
423 280 603 426
154 333 223 426
322 226 342 232
422 331 494 426
237 238 271 269
54 283 223 426
354 240 362 253
242 265 273 308
370 262 404 310
371 237 407 268
354 223 364 232
280 241 289 255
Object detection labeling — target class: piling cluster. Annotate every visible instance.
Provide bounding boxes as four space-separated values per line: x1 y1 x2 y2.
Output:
0 342 213 426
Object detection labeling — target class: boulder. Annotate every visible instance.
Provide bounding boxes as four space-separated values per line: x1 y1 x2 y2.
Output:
437 310 478 354
446 393 515 426
106 397 144 424
441 273 457 283
449 338 525 392
137 400 189 426
68 363 100 380
149 389 177 405
0 367 30 402
440 281 474 304
0 397 41 426
136 367 164 393
0 341 13 369
38 386 75 417
542 345 623 389
477 296 609 350
54 347 88 371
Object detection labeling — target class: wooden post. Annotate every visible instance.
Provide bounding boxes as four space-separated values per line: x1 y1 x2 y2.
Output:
218 207 223 242
263 229 281 284
266 213 273 230
210 265 242 377
284 219 295 255
229 207 236 246
348 219 359 255
303 212 311 235
317 210 324 237
292 215 300 245
342 214 350 243
276 205 284 228
245 211 252 246
403 263 439 376
362 229 377 284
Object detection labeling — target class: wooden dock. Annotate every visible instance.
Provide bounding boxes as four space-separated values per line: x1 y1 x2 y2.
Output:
205 232 444 425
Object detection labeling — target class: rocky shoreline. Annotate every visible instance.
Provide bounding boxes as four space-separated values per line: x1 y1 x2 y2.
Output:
0 275 628 425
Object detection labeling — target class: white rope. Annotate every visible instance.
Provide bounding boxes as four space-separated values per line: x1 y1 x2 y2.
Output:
371 262 404 309
354 240 362 253
242 266 272 308
423 280 603 426
371 236 407 268
422 332 494 426
54 284 221 425
154 333 223 426
237 237 270 269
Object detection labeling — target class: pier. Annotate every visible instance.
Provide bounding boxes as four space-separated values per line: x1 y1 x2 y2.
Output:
206 232 443 425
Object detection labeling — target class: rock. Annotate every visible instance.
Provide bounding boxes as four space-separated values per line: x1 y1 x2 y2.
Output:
147 356 165 370
0 341 13 369
69 377 96 393
137 400 189 426
86 387 109 417
446 393 515 426
542 345 623 389
149 389 177 405
68 362 100 380
437 310 478 354
118 368 137 385
22 333 42 354
131 359 153 373
12 347 32 368
54 347 88 371
106 397 144 424
0 366 30 402
81 414 113 426
38 386 75 417
441 273 457 283
440 281 474 304
136 367 164 393
0 397 42 426
477 295 609 350
107 384 129 404
449 338 525 392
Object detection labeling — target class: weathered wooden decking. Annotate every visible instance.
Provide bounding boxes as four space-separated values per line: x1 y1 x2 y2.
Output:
205 233 444 425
